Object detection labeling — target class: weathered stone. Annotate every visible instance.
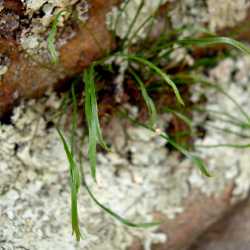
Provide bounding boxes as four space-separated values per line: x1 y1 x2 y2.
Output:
0 0 118 116
190 199 250 250
0 0 250 116
152 186 234 250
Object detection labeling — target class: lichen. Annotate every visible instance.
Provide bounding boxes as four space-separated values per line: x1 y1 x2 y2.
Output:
106 0 169 43
0 94 175 250
1 56 250 249
76 0 89 22
190 55 250 200
19 0 89 61
107 0 250 43
170 0 250 31
0 54 10 79
0 65 8 76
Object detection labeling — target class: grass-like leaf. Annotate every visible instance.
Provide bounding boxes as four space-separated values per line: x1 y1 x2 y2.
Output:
122 0 145 46
196 143 250 149
56 128 82 241
121 110 211 177
161 132 212 177
123 54 184 105
177 36 250 55
189 74 250 122
84 65 108 181
173 73 250 123
130 69 157 127
70 81 78 153
164 106 250 150
82 174 160 228
47 10 67 64
164 107 192 130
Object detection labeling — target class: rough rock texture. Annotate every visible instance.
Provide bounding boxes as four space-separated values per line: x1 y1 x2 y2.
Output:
1 54 250 249
1 1 250 249
1 0 250 116
106 0 169 43
0 0 118 116
190 199 250 250
170 0 250 31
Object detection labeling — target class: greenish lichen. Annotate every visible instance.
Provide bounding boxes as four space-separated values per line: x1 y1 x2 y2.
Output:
1 53 250 248
106 0 168 43
0 54 10 79
170 0 250 31
20 0 89 61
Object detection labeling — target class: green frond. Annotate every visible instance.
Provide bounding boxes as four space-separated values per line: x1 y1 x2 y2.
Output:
47 10 67 64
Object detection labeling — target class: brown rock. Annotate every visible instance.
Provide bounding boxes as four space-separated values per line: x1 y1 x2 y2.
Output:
128 184 235 250
190 199 250 250
0 0 119 116
152 184 234 250
1 1 250 117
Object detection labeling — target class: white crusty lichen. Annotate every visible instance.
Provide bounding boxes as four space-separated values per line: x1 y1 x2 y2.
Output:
0 65 8 77
0 94 174 250
207 0 250 30
1 56 250 249
170 0 250 31
20 0 89 59
23 0 78 15
189 55 250 200
106 0 170 43
107 0 250 42
0 54 10 79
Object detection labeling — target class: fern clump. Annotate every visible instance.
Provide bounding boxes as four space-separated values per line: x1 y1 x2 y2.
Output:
48 1 250 240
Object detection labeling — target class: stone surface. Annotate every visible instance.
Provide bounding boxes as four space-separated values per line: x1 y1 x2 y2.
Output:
1 1 250 250
190 199 250 250
1 0 250 116
0 0 118 116
1 52 250 249
152 186 234 250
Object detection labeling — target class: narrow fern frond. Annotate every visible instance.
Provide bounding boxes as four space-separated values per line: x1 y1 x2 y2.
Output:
83 65 108 181
123 54 185 105
130 69 157 127
56 128 82 241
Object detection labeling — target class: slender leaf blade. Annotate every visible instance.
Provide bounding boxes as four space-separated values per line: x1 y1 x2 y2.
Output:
124 54 185 105
47 10 67 64
83 66 108 181
83 177 160 228
56 127 82 241
130 69 157 127
178 36 250 55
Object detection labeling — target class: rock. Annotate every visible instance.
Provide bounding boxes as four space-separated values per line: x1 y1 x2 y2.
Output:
1 1 250 250
0 87 250 250
190 199 250 250
1 0 250 116
152 185 234 250
0 0 118 116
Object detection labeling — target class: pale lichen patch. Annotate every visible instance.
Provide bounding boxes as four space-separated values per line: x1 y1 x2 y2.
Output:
19 0 89 60
1 55 250 249
106 0 169 43
189 55 250 201
0 65 8 76
170 0 250 31
0 54 10 78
